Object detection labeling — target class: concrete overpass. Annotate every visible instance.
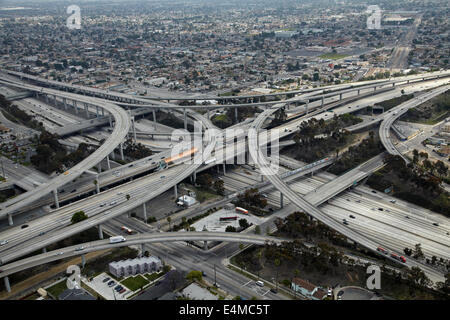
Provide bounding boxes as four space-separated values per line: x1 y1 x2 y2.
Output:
379 85 450 164
0 231 284 290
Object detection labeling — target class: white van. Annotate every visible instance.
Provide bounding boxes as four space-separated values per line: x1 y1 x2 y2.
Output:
256 281 264 287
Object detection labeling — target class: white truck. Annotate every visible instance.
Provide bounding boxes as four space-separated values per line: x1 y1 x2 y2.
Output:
109 236 126 244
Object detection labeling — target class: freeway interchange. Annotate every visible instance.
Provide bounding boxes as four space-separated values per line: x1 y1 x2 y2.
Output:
0 70 449 296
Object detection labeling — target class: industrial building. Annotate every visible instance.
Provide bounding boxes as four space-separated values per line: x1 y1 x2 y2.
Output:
109 256 163 278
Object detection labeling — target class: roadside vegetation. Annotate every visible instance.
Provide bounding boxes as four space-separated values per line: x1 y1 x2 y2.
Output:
367 153 450 217
30 130 98 174
232 211 450 300
328 131 384 175
400 90 450 124
283 115 362 163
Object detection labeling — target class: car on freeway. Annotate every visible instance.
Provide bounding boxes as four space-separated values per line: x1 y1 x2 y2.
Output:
38 232 46 236
117 192 123 195
0 240 8 246
433 222 439 227
342 220 349 225
371 190 377 194
160 176 166 179
110 201 117 206
21 224 29 229
355 200 361 203
103 277 110 283
349 215 355 219
100 203 107 207
75 246 85 251
405 215 410 219
377 246 389 255
346 199 350 202
378 208 383 211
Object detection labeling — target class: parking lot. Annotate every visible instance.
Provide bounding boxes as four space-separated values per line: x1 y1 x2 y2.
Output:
82 272 130 300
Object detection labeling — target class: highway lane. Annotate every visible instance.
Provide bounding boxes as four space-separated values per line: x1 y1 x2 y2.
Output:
0 110 217 264
0 79 131 223
1 78 447 264
1 73 448 280
379 84 450 163
248 104 447 284
0 231 284 279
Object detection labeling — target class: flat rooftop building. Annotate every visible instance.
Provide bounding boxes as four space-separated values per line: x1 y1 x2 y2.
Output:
109 256 162 278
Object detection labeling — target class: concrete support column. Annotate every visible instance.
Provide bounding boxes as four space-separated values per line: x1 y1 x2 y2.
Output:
357 89 360 95
81 254 86 268
109 115 112 128
374 86 376 91
142 203 147 222
305 102 309 115
321 96 324 106
203 241 208 250
96 106 99 118
280 192 284 208
45 95 49 104
98 162 102 173
183 108 187 130
74 100 78 114
84 103 89 118
4 276 11 293
261 174 264 182
42 247 47 253
153 109 156 122
54 95 57 106
110 150 116 160
7 213 13 226
339 93 342 100
392 83 395 87
106 155 111 170
120 143 124 161
98 225 104 240
63 98 67 110
132 117 137 142
53 189 59 209
193 171 197 183
95 178 100 194
223 163 226 176
140 244 145 256
102 108 105 116
174 184 178 198
234 107 238 122
207 109 210 119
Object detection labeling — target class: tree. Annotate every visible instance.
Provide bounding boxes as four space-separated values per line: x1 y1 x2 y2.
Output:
186 270 203 282
238 219 250 230
167 216 172 230
225 225 236 232
71 211 88 224
254 225 261 235
413 243 424 259
213 179 225 195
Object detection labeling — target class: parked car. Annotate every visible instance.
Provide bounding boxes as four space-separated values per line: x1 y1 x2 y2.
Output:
103 277 110 283
119 288 126 294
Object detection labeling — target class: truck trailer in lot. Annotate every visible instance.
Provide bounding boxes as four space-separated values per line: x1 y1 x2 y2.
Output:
109 236 126 244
